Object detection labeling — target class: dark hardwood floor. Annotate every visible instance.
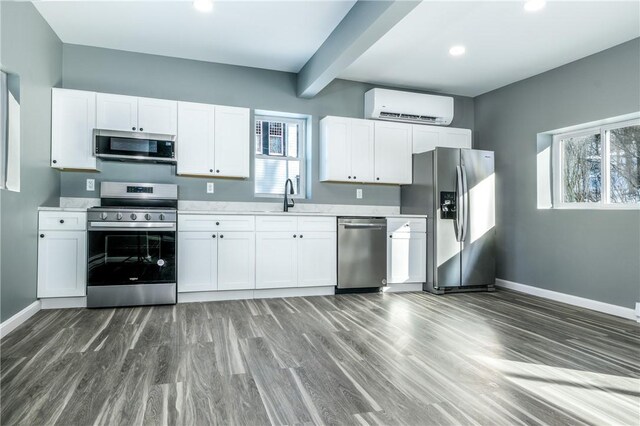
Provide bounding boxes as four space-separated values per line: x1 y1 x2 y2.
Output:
1 290 638 425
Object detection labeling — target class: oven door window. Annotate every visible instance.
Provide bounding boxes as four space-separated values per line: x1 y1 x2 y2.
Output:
88 231 176 286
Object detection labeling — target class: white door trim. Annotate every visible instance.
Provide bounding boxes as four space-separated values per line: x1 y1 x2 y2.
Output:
0 300 41 339
496 279 638 321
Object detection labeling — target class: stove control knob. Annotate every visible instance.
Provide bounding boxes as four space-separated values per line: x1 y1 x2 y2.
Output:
116 213 123 221
130 213 138 220
100 212 108 220
159 213 166 221
145 213 152 221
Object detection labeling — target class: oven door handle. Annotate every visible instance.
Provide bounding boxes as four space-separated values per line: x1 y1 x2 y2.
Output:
88 222 176 231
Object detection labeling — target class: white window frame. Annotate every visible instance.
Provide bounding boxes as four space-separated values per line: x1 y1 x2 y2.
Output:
552 118 640 209
254 114 307 199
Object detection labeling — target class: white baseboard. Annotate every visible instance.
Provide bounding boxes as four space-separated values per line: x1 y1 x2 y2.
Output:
0 300 41 339
382 283 423 293
496 279 637 321
40 297 87 309
178 286 335 303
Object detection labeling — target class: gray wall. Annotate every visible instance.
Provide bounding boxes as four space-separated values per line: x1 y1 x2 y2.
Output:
0 3 62 321
60 44 475 205
474 38 640 310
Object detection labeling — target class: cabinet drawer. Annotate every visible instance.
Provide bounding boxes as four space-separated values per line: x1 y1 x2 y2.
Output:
256 216 298 232
179 214 255 231
387 218 426 233
39 212 86 231
297 216 335 232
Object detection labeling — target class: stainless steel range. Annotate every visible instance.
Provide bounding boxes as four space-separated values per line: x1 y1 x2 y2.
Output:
87 182 178 308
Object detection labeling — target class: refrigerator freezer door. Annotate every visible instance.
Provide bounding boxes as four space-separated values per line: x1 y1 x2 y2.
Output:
460 149 496 286
434 148 462 288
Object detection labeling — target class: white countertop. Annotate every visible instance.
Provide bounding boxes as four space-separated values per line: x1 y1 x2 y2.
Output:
178 210 427 218
38 206 89 212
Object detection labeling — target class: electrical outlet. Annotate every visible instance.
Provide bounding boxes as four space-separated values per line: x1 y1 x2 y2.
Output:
356 188 363 199
206 182 214 194
86 179 95 191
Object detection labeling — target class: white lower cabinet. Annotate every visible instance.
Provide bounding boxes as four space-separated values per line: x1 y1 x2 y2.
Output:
37 212 87 298
217 232 255 290
387 219 427 284
178 231 218 292
297 232 337 287
255 232 298 289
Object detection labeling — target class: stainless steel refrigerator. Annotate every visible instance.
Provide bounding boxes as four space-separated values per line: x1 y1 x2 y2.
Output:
401 148 495 293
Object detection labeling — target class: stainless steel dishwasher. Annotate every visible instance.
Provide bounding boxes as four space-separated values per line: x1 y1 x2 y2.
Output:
337 217 387 290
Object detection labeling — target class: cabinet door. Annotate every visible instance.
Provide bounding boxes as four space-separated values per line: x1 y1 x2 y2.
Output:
51 89 97 170
255 232 297 289
374 121 412 184
319 117 351 181
177 102 215 176
441 128 472 149
96 93 138 132
178 232 217 293
213 106 250 178
412 125 440 154
138 97 178 135
387 232 426 284
297 232 336 287
350 119 375 182
37 231 86 298
217 232 255 290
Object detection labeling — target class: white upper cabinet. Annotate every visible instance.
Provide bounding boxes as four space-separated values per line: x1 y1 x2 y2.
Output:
51 88 97 170
374 120 412 184
96 93 138 132
412 124 471 153
320 116 411 185
213 106 250 178
177 102 215 176
96 93 177 134
350 119 375 183
138 97 178 135
320 116 375 183
177 102 249 178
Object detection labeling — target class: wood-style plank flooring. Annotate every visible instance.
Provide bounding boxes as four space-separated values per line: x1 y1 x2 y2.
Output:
1 290 639 425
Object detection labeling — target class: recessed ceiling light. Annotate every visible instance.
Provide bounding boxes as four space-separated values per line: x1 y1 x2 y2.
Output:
524 0 546 12
449 45 466 57
193 0 213 13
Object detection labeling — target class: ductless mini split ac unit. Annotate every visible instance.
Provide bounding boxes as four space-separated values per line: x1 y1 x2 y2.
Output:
364 88 454 126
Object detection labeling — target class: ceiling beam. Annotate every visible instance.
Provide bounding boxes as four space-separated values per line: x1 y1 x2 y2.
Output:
296 0 420 98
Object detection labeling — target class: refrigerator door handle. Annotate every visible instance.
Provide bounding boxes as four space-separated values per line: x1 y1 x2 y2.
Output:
461 165 469 242
455 165 464 242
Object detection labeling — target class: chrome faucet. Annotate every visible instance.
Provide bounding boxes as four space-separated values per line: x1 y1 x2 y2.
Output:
284 179 295 212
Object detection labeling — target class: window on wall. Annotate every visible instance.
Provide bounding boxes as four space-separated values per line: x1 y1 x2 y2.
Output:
254 114 306 198
553 119 639 208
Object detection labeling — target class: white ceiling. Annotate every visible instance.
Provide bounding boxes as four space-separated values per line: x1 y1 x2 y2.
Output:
340 1 640 96
34 0 356 73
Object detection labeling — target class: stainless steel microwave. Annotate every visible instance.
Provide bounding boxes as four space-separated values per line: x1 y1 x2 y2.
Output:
94 130 176 163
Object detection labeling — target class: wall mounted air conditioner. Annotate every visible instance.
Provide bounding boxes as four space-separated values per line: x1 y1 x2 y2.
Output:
364 88 454 126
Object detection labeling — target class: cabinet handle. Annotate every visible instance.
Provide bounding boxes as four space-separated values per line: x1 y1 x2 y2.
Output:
132 127 136 131
216 222 220 225
348 176 351 179
212 234 216 238
220 235 224 238
59 219 65 224
299 235 303 238
139 128 143 131
389 235 392 238
40 234 45 238
353 176 356 179
209 169 213 173
293 234 297 238
216 170 220 173
52 160 57 164
376 177 380 181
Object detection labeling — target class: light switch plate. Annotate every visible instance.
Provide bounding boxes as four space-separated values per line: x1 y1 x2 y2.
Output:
356 188 363 199
86 179 95 191
206 182 214 194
